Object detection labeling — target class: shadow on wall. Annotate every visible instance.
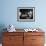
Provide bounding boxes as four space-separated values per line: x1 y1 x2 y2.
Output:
0 24 7 43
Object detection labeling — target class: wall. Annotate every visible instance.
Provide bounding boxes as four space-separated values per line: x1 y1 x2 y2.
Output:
0 0 46 30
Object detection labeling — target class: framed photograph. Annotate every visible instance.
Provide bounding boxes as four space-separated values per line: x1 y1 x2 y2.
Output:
17 7 35 22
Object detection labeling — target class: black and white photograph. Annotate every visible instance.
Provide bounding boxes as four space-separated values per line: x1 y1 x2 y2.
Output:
17 7 35 22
